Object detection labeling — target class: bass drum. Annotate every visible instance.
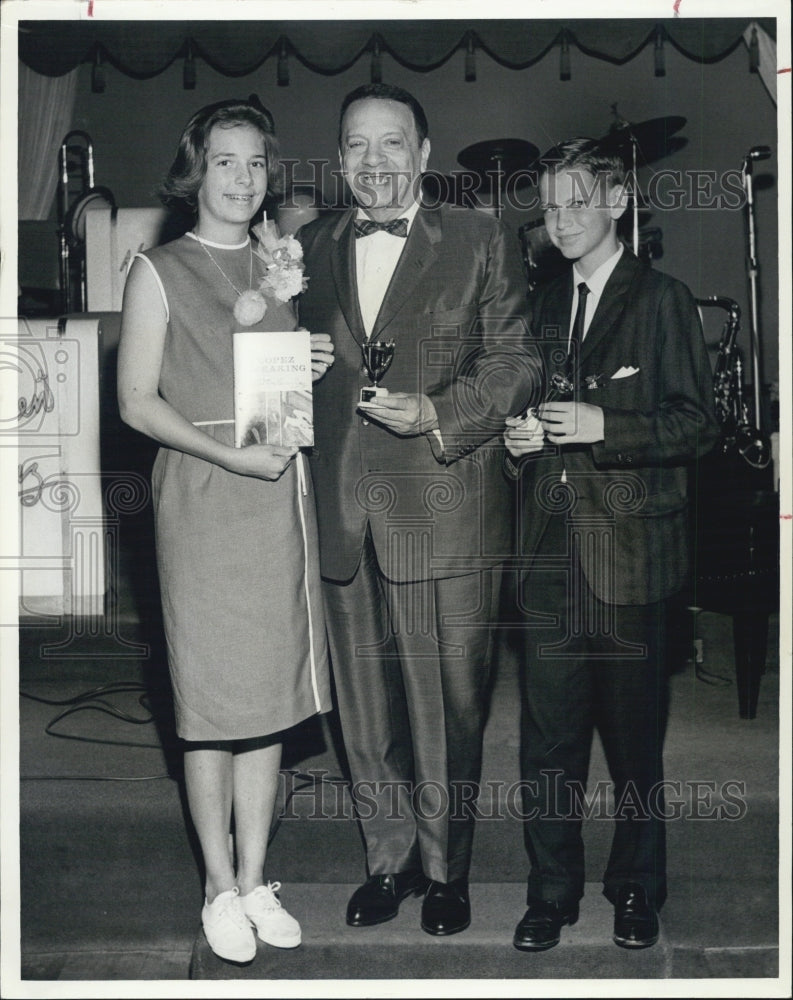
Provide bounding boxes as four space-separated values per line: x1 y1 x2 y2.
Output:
519 218 664 290
64 186 116 245
518 218 567 289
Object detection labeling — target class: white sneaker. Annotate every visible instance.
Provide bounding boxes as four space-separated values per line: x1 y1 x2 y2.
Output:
241 882 302 948
201 886 257 963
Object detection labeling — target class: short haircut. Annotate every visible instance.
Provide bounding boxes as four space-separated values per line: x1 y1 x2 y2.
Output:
159 97 280 212
338 83 429 147
537 136 625 188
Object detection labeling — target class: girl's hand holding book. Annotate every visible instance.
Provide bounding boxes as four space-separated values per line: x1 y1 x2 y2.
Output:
226 442 298 481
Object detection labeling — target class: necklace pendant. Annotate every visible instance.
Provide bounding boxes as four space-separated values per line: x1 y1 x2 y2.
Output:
196 233 262 324
234 290 267 327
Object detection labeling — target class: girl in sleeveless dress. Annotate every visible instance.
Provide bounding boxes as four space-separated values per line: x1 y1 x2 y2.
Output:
117 99 334 964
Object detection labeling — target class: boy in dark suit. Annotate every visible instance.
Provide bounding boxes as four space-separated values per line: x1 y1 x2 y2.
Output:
504 137 719 951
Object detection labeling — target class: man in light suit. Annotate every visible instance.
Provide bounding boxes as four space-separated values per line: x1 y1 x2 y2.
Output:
297 83 540 936
504 137 719 951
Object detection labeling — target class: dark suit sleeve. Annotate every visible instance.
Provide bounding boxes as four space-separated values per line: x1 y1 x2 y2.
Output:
501 289 550 481
592 280 719 467
430 220 542 463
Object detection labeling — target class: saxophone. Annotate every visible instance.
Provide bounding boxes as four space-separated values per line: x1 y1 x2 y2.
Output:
701 295 771 470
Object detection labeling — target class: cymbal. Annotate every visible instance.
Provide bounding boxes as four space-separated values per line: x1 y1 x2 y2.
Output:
597 116 687 166
457 138 540 181
421 171 487 207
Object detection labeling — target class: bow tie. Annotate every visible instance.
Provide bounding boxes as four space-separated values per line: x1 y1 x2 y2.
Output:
354 217 409 239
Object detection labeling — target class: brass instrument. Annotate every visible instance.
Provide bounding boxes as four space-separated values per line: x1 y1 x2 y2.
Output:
698 295 770 470
57 130 115 312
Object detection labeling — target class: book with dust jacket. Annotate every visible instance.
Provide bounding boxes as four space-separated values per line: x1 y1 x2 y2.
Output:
233 330 314 449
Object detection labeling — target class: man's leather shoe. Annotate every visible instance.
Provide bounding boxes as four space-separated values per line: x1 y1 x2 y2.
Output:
420 878 471 936
612 882 659 949
346 872 428 927
513 898 579 951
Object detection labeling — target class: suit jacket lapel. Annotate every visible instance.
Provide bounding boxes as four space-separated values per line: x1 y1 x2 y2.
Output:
536 274 574 377
579 252 642 366
371 206 440 341
547 273 574 338
330 211 366 343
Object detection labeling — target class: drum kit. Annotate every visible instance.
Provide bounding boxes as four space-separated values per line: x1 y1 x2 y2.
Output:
444 112 689 284
422 139 540 217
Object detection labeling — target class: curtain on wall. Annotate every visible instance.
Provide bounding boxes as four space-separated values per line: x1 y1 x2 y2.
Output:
19 18 777 78
18 61 79 220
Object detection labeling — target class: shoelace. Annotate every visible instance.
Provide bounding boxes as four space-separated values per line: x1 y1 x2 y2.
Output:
211 891 249 929
250 881 283 909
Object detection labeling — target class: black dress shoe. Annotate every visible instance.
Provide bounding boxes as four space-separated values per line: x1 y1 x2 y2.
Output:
513 898 579 951
346 871 428 927
420 878 471 936
612 882 659 949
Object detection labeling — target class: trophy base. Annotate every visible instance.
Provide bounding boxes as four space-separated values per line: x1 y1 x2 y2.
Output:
360 386 389 402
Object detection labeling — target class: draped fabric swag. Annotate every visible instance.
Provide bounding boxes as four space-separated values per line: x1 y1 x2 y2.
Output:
19 18 777 79
16 17 776 221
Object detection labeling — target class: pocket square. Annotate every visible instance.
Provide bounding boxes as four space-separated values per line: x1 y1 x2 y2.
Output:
612 366 640 379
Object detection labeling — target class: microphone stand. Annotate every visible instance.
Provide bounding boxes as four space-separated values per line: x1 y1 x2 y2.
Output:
741 146 770 431
629 133 639 256
493 152 504 220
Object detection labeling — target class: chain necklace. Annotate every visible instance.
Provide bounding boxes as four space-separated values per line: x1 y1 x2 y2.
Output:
190 231 269 326
194 234 254 297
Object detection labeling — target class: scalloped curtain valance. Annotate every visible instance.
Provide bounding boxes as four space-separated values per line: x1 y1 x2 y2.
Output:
19 18 777 79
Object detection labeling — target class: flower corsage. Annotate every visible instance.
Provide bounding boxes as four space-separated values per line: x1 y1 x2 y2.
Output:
232 219 309 326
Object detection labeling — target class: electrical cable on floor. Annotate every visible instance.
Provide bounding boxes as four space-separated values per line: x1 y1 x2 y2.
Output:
21 681 175 781
695 664 733 686
20 682 163 749
686 607 734 687
20 680 150 707
20 773 173 782
20 684 350 827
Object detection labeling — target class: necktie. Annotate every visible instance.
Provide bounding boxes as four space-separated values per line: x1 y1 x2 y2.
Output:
566 281 590 379
354 217 409 239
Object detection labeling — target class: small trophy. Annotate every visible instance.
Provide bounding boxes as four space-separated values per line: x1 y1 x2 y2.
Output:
360 340 395 402
548 371 575 399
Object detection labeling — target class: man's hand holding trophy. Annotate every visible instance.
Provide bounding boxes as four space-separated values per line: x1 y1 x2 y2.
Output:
359 340 396 402
357 339 440 437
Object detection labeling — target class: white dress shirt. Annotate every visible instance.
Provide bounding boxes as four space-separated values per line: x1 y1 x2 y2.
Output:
355 200 420 338
557 244 623 483
568 243 624 346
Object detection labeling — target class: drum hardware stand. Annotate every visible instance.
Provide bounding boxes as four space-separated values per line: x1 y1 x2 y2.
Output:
608 106 641 256
600 106 687 258
456 138 539 220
